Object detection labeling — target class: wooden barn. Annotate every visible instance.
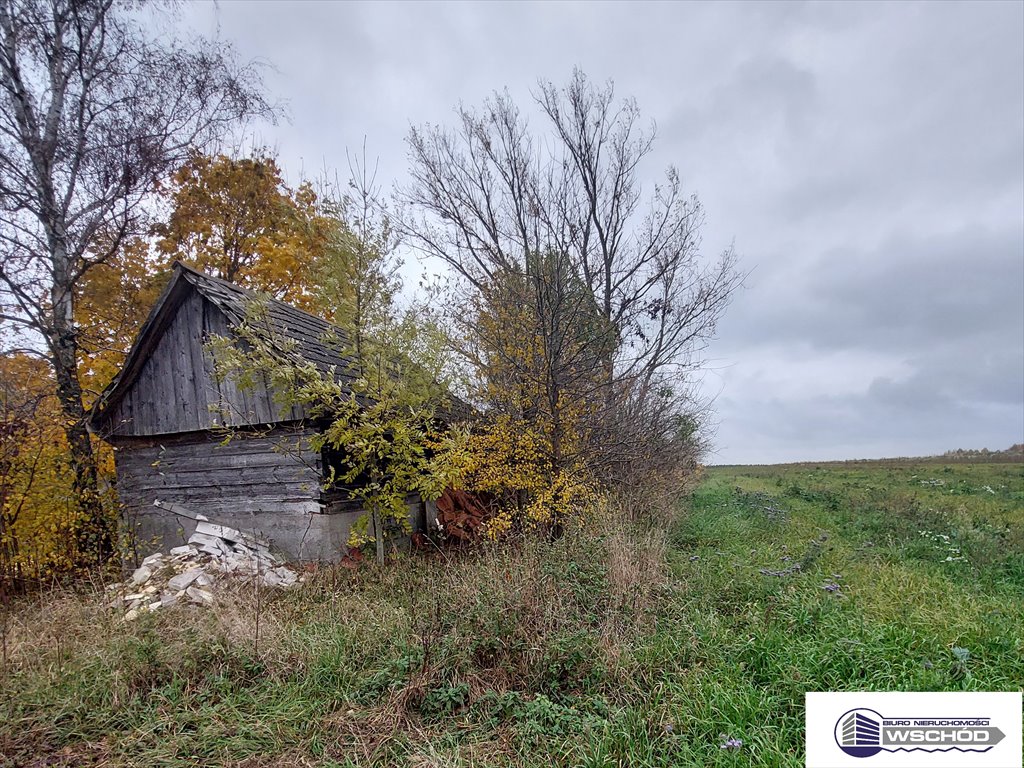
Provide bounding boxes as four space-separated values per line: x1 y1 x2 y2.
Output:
88 262 433 561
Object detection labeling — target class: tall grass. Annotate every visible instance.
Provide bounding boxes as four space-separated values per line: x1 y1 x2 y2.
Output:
1 461 1021 767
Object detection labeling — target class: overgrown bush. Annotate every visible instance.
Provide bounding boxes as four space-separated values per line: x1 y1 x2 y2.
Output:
0 356 86 593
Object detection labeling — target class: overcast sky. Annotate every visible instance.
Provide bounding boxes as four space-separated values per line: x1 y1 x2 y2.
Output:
182 0 1023 464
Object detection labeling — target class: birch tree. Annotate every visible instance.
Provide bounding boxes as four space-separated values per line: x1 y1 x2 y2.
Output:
0 0 272 561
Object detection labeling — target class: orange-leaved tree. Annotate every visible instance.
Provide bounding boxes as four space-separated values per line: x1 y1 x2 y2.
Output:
153 150 329 310
78 149 333 402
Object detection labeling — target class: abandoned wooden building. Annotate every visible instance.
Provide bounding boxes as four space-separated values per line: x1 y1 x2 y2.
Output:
88 262 438 561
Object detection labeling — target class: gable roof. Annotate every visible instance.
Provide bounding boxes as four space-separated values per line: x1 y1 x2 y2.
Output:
176 263 361 378
88 262 470 433
87 262 360 432
186 268 366 378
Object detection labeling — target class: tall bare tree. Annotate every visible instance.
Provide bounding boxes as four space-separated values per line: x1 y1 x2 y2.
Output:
401 70 740 484
0 0 273 560
538 75 738 401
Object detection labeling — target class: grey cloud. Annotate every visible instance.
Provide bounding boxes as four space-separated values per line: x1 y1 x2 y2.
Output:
720 224 1023 354
885 346 1024 410
715 379 1021 465
174 0 1022 463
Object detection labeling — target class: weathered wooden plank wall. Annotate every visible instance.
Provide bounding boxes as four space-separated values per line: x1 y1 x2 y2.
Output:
115 428 352 559
115 429 322 516
106 289 304 437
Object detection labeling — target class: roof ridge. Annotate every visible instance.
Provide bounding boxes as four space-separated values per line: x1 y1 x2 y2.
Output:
173 261 348 339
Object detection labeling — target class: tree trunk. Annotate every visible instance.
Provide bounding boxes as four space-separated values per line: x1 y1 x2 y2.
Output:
372 511 385 564
49 261 112 564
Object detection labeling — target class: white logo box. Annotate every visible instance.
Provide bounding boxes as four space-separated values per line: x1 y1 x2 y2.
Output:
806 692 1022 768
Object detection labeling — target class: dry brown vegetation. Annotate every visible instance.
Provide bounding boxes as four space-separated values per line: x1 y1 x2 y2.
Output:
1 499 671 767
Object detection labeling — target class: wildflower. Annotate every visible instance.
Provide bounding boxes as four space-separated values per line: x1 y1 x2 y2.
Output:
720 735 743 750
823 581 841 593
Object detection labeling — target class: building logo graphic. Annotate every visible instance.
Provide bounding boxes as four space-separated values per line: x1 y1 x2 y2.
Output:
834 707 1006 758
837 709 884 757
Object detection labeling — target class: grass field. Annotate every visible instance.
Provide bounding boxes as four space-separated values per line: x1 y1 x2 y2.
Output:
1 460 1022 767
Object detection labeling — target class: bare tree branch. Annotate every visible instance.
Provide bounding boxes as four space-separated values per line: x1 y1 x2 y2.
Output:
0 0 276 561
399 69 742 487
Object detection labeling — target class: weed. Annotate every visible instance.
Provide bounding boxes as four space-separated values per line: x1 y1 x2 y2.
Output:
421 682 470 718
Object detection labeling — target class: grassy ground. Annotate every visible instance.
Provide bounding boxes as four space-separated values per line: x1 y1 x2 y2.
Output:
1 460 1021 767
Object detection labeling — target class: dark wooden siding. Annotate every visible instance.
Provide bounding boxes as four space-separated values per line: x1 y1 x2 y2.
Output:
113 428 429 561
114 428 323 519
105 289 304 437
112 428 367 559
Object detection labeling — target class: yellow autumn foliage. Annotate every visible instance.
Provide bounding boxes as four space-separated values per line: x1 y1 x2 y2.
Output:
456 415 599 539
0 355 81 581
446 260 607 538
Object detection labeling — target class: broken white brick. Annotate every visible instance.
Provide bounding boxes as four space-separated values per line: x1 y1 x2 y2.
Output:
194 521 244 542
266 566 297 587
167 567 204 592
187 531 228 549
262 569 284 587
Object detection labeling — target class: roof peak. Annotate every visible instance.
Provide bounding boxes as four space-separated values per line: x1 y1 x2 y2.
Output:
170 261 335 331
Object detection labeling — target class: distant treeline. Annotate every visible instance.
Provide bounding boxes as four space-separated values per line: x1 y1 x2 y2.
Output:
939 445 1024 463
714 445 1024 469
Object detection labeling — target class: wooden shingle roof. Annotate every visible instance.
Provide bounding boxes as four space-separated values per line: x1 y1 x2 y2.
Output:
177 264 361 380
88 262 470 434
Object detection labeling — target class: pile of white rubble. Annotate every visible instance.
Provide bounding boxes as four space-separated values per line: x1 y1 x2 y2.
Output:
106 520 301 621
